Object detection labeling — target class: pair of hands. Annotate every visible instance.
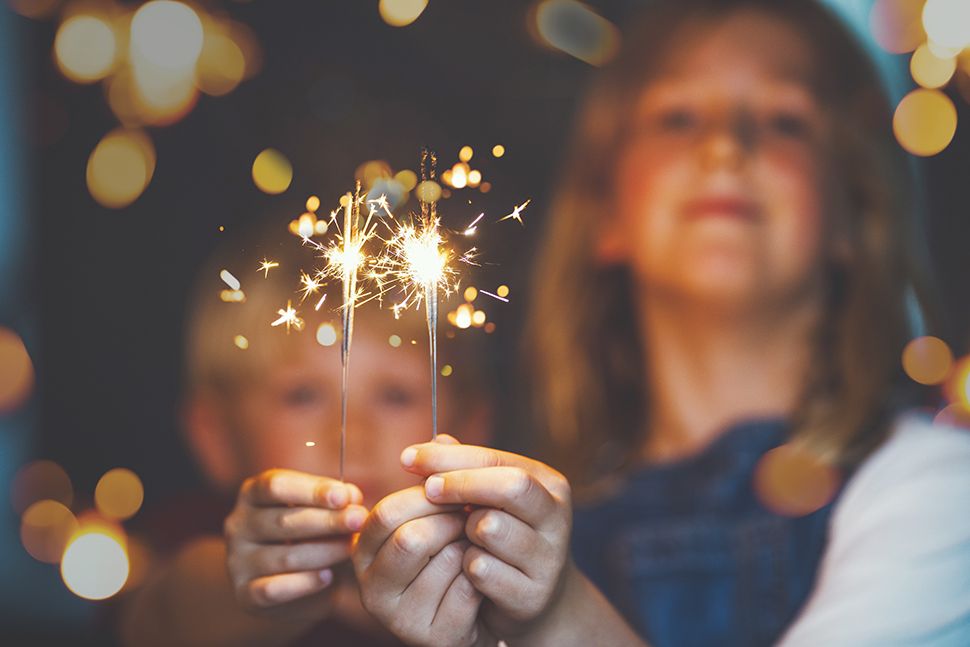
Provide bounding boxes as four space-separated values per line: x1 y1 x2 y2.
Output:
224 436 573 646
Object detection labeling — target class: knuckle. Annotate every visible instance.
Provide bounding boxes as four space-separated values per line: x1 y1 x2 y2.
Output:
506 468 534 499
549 470 571 502
478 510 508 543
391 524 425 556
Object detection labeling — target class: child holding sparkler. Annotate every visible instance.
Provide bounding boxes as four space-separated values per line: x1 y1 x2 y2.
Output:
119 230 492 646
353 1 970 645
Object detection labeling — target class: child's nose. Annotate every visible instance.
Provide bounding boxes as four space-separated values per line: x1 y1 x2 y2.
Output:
698 114 755 171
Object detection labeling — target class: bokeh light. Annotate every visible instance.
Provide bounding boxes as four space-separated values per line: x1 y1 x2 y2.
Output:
61 528 129 600
532 0 621 67
415 180 442 203
902 335 953 385
922 0 970 50
464 286 478 302
753 444 840 517
233 334 249 350
316 323 338 347
910 43 957 89
20 500 78 564
458 145 474 162
492 144 505 158
86 128 157 208
944 355 970 409
94 468 144 521
496 284 510 298
11 460 73 516
441 364 453 377
196 29 246 97
0 327 34 412
252 148 293 195
395 169 418 192
388 334 402 348
54 14 118 84
869 0 927 54
130 1 204 71
934 403 970 428
378 0 428 27
893 89 957 156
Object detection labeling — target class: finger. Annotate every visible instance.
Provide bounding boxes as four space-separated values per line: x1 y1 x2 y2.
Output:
246 540 352 578
424 466 559 530
434 434 462 445
368 513 466 594
462 546 540 623
242 504 367 542
354 486 463 571
243 569 335 608
465 508 552 580
400 444 569 499
431 571 483 643
242 469 356 508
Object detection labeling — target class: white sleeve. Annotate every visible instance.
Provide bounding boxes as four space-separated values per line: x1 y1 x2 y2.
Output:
778 415 970 647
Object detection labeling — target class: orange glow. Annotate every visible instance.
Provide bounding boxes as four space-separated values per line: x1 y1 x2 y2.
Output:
95 468 145 521
451 163 469 189
944 355 970 409
252 149 293 195
196 29 246 97
459 146 474 163
467 170 482 187
86 129 156 208
464 286 478 302
910 43 956 88
492 144 505 158
869 0 927 54
415 180 442 203
395 169 418 192
61 526 129 600
753 444 840 517
496 284 510 298
471 310 487 327
902 335 953 385
441 364 453 377
934 403 970 428
893 89 957 156
0 327 34 412
20 500 79 564
378 0 428 27
54 14 118 84
233 335 249 350
11 460 73 515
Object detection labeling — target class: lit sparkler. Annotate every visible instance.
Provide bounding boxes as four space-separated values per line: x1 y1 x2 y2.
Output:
498 198 531 225
271 300 303 333
258 258 279 277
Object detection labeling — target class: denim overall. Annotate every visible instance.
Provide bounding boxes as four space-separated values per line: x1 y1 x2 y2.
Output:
572 419 837 647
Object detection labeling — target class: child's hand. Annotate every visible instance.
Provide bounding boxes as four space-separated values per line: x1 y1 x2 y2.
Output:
224 468 367 612
400 437 573 639
351 484 487 647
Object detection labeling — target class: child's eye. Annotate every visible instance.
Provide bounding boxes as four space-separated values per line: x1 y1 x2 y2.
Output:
656 107 700 133
767 111 813 139
281 385 324 407
377 384 418 408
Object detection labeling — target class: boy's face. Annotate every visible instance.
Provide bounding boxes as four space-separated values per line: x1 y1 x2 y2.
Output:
220 326 463 506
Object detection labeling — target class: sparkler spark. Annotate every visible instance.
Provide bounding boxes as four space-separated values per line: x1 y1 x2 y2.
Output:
298 270 324 304
258 258 279 277
498 198 531 225
478 289 510 303
463 212 485 236
271 300 303 333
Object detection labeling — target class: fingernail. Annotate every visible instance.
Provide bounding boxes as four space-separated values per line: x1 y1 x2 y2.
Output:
425 475 444 499
328 485 348 508
400 446 417 467
345 507 366 531
469 555 490 578
319 569 333 586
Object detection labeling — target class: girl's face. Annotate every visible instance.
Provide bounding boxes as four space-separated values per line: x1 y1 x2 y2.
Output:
607 11 837 310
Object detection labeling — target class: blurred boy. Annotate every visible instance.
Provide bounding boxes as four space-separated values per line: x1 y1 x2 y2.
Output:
119 227 491 646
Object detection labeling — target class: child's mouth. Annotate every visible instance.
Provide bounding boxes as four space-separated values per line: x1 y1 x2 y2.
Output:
682 195 760 221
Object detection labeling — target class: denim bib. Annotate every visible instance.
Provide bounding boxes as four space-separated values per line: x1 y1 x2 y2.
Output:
572 419 836 647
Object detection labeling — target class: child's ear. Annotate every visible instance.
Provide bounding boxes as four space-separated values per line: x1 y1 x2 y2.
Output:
182 391 239 491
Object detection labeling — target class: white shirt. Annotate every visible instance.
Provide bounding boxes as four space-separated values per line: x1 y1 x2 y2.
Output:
779 413 970 646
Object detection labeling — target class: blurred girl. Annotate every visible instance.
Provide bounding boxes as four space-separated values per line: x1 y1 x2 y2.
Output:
352 1 970 645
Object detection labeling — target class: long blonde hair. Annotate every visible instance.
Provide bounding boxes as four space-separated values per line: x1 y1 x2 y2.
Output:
527 0 938 488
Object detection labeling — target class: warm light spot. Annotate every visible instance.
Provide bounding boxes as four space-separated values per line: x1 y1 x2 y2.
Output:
316 323 338 347
129 62 199 125
378 0 428 27
893 89 957 156
122 535 153 593
86 129 156 208
944 355 970 409
196 29 246 97
11 461 73 515
355 159 392 190
233 335 249 350
389 334 402 347
0 327 34 412
458 145 473 162
298 213 315 238
54 15 117 83
464 286 478 302
472 310 487 327
911 43 957 89
533 0 621 66
220 289 246 303
61 529 129 600
306 195 321 212
314 219 328 235
922 0 970 50
467 170 482 187
252 148 293 194
95 468 144 521
484 322 496 333
20 500 78 564
753 444 840 517
305 441 316 447
492 144 505 158
455 304 474 329
130 1 204 71
441 364 453 377
934 403 970 428
395 169 418 191
479 182 492 193
869 0 927 54
219 225 225 232
415 180 442 203
451 163 468 189
220 269 240 291
902 335 953 385
496 284 510 298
